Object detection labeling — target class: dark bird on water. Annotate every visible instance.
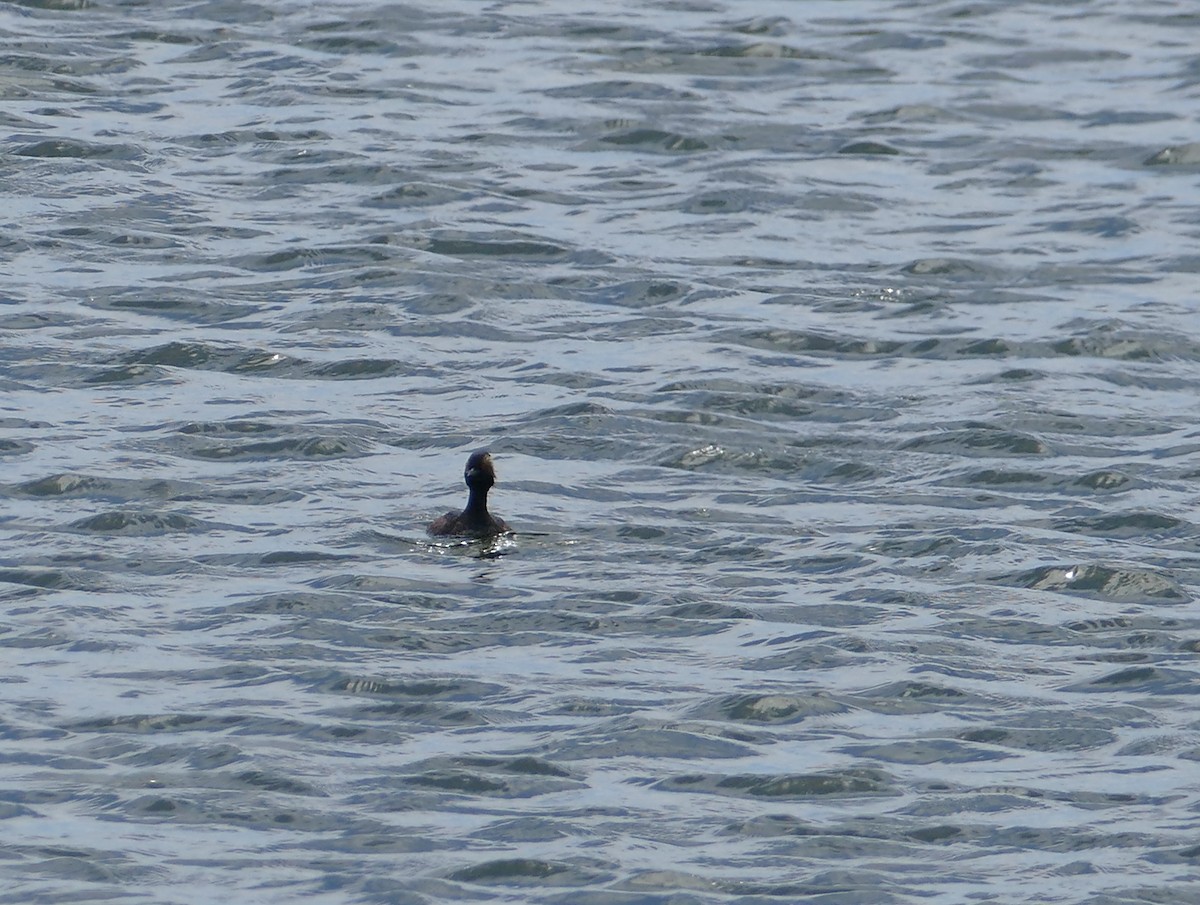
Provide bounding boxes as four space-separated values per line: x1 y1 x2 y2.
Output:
427 449 511 538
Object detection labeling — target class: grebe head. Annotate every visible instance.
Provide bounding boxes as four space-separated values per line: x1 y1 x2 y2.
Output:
464 449 496 490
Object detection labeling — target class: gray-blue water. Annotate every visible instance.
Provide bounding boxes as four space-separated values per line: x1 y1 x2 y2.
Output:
3 1 1200 902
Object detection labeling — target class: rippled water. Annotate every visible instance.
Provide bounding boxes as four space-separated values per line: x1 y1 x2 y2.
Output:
3 1 1200 902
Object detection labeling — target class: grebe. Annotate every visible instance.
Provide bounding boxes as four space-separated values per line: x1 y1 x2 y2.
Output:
427 450 511 537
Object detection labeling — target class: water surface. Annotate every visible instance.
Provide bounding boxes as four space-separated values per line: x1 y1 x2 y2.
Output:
3 1 1200 903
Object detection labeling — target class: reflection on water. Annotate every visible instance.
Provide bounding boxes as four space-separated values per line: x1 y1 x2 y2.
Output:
2 1 1200 903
